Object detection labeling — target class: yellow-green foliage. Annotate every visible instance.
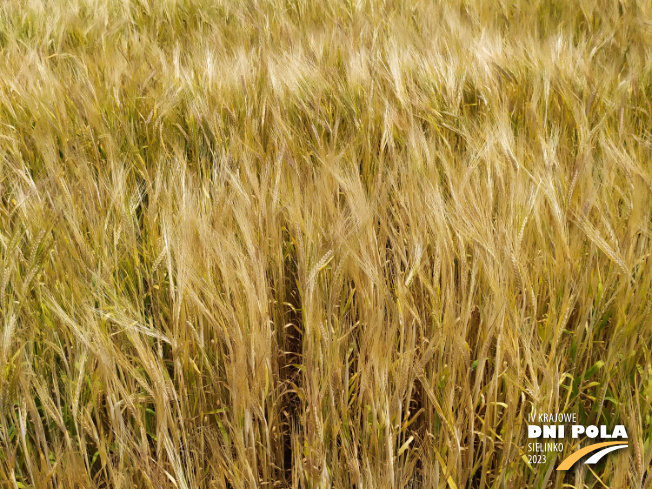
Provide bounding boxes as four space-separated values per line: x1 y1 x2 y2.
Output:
1 0 652 487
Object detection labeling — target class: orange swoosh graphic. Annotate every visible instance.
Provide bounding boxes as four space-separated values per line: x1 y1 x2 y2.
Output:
557 441 628 470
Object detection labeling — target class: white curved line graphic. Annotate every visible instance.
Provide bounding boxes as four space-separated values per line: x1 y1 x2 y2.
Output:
585 444 628 464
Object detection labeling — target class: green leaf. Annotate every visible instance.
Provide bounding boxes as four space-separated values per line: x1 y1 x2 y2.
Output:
584 361 604 380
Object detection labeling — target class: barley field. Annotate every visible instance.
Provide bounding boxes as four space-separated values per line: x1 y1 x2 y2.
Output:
1 0 652 487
